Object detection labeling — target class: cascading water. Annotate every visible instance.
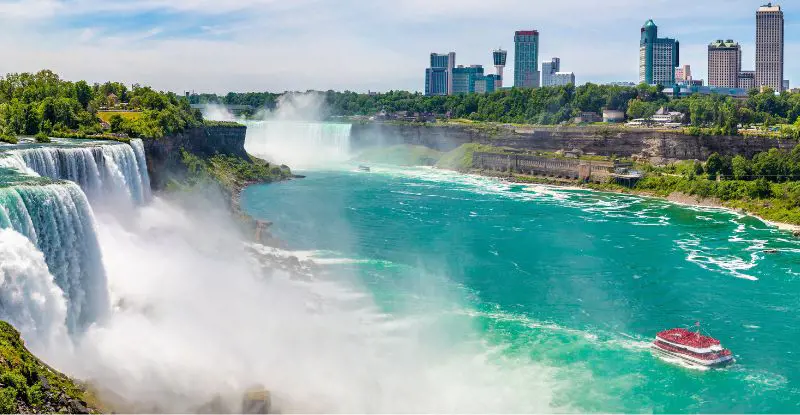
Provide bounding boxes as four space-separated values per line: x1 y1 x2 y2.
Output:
244 121 353 169
0 139 151 206
0 182 108 334
0 228 69 348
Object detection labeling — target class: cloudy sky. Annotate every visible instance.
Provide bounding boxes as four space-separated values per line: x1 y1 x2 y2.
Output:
0 0 796 94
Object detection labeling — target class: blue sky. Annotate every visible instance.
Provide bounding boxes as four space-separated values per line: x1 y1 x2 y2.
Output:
0 0 796 94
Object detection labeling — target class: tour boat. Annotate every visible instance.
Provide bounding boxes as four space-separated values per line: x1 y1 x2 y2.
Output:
652 324 734 368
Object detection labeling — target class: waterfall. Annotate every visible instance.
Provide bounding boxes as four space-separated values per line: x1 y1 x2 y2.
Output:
0 228 69 347
244 121 353 169
0 139 151 206
0 183 108 334
130 139 152 201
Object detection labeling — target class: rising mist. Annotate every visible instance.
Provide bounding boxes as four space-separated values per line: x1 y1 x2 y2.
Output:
204 93 354 170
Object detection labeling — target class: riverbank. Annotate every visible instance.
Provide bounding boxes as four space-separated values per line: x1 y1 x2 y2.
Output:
469 168 800 235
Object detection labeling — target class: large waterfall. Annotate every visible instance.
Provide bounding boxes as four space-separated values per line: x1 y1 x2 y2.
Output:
0 139 150 336
244 121 353 169
0 139 151 206
0 181 108 334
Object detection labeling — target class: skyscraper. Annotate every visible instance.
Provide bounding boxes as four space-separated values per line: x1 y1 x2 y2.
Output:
514 30 540 88
755 3 784 92
425 52 456 96
425 68 448 96
493 49 507 89
639 20 679 86
708 40 741 88
541 57 560 87
452 65 485 94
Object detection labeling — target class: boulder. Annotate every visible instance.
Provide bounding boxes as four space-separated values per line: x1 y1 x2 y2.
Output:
242 386 271 414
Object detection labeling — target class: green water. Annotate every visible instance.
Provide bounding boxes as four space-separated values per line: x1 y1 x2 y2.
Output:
243 165 800 413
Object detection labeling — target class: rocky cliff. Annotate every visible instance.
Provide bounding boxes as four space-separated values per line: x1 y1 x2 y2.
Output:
350 123 798 162
142 125 249 191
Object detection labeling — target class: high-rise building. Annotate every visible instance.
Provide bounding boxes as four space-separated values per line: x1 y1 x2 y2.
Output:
708 39 741 88
675 65 691 83
551 72 576 86
493 49 507 89
756 3 784 92
738 70 756 90
425 68 449 96
452 65 485 94
541 58 561 87
639 20 679 86
425 52 456 96
514 30 540 88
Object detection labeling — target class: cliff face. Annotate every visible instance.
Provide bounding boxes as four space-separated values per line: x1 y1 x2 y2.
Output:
143 126 249 190
350 123 798 161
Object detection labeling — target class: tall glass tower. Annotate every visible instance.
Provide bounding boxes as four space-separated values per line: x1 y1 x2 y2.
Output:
425 52 456 96
514 31 540 88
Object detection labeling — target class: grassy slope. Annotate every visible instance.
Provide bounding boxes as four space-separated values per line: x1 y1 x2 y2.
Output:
0 321 102 414
435 143 508 171
176 150 292 194
95 111 142 123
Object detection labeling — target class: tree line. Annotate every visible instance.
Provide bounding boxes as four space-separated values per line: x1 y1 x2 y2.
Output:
0 70 201 143
191 84 800 136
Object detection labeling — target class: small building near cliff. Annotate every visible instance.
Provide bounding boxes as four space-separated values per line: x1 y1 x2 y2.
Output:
573 112 601 124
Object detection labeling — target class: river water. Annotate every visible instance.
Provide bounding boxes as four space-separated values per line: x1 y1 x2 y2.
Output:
243 164 800 413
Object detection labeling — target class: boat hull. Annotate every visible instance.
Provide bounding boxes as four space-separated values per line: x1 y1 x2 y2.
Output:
651 344 734 368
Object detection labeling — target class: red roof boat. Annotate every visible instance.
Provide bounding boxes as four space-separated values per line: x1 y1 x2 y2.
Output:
652 324 734 367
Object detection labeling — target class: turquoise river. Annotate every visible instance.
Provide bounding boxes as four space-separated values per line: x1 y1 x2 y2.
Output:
243 164 800 413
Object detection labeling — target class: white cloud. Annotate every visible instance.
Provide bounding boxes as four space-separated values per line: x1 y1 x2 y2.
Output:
0 0 61 19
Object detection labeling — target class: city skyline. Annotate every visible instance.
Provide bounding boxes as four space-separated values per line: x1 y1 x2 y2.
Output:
0 0 797 93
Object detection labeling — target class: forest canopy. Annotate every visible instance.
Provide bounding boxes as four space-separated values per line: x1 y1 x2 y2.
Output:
0 70 201 140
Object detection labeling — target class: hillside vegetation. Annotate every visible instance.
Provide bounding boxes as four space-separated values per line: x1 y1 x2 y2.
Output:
0 70 201 140
0 321 102 414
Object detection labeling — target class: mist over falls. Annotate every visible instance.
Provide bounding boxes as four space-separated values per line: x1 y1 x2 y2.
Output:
244 121 352 169
203 93 356 169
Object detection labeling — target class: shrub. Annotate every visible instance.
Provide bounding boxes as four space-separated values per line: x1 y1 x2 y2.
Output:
0 388 17 414
34 132 51 143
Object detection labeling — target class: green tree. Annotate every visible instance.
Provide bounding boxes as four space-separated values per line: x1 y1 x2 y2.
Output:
74 80 93 109
731 155 751 180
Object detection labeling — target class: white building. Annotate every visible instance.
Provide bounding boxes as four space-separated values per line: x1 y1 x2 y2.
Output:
755 3 784 91
551 72 575 86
